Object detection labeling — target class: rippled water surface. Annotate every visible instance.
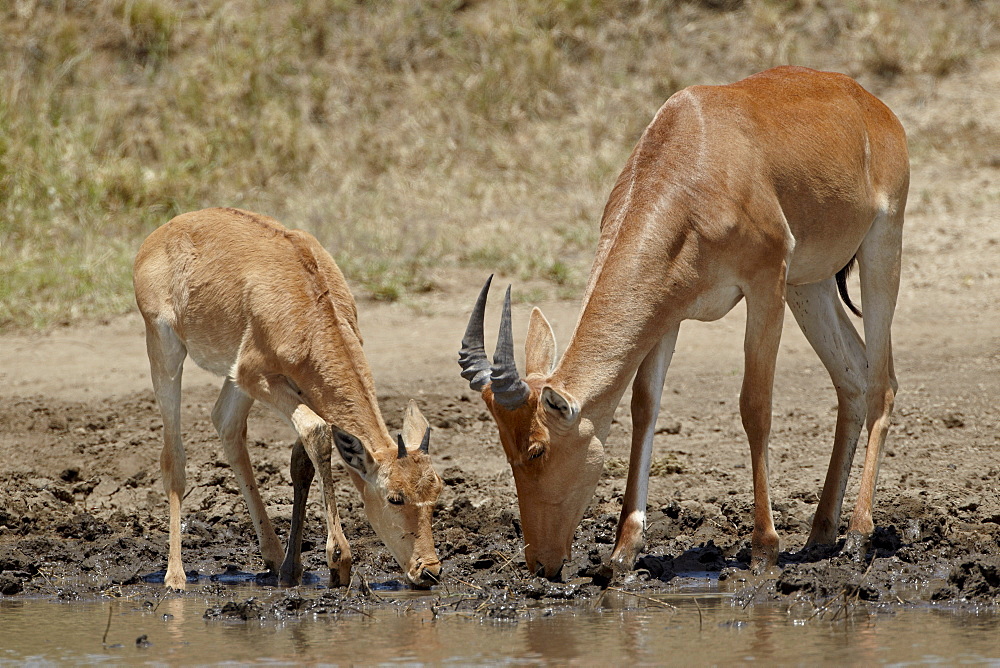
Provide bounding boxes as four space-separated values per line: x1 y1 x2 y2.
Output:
1 586 998 665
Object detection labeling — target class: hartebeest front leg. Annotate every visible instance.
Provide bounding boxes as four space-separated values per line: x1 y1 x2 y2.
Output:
260 378 353 587
279 439 315 585
609 326 679 574
741 276 787 573
211 379 285 573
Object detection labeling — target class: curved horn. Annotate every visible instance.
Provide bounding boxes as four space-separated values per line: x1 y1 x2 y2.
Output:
458 275 494 390
419 426 430 454
396 434 408 459
490 285 530 411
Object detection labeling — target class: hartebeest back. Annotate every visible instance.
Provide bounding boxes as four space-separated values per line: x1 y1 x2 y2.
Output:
134 207 443 589
460 66 908 578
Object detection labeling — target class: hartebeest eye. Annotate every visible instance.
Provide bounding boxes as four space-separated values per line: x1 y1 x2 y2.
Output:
387 493 405 506
527 446 545 461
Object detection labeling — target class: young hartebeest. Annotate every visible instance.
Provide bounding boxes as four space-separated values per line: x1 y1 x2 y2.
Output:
134 208 444 589
459 66 908 579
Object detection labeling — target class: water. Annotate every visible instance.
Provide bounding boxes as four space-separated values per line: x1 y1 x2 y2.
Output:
1 587 997 665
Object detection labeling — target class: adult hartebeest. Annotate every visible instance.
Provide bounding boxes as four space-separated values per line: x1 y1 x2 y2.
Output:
134 207 444 589
459 66 908 578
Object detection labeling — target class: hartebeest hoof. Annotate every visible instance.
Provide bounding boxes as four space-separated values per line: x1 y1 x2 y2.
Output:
277 565 303 587
328 559 352 588
750 529 780 575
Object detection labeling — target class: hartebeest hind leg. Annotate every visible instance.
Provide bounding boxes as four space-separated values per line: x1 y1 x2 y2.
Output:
211 379 285 573
845 211 902 554
144 320 190 590
787 279 868 546
609 326 679 573
741 269 789 572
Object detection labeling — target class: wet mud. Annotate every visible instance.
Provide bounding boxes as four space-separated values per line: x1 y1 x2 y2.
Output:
1 385 997 618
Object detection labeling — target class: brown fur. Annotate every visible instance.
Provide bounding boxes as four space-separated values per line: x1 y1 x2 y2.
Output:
134 208 443 589
465 67 908 578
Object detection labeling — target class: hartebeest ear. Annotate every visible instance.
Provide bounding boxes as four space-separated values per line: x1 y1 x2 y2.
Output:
333 427 376 478
401 399 430 451
525 307 556 376
540 386 579 425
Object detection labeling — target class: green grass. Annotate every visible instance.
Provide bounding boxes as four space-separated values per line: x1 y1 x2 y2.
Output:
1 0 998 329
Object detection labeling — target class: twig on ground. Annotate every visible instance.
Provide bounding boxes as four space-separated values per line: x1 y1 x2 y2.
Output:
604 586 678 611
808 595 839 621
492 544 527 575
593 588 608 610
348 607 376 620
741 580 769 610
451 576 483 591
101 602 114 646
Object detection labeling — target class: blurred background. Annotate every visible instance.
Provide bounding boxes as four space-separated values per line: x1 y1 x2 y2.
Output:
1 0 998 329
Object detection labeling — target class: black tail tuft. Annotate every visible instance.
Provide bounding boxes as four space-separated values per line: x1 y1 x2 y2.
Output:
836 256 862 317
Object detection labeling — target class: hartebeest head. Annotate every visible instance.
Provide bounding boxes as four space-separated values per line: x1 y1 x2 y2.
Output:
335 400 443 587
458 276 604 580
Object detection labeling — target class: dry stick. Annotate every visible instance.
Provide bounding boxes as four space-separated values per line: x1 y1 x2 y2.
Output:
101 602 114 646
35 567 57 593
592 588 609 610
450 576 483 591
741 579 769 610
604 586 678 612
348 607 377 620
852 555 878 604
815 566 874 624
829 593 848 622
493 544 527 575
450 596 481 610
693 596 703 630
807 595 839 621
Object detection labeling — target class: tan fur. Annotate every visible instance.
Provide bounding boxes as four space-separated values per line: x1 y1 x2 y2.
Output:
134 208 443 589
467 67 908 578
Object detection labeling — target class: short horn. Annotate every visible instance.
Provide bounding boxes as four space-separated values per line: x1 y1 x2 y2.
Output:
458 275 494 390
419 426 430 454
490 285 530 411
396 434 408 459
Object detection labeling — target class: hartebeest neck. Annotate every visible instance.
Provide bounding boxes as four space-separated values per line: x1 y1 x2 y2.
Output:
552 222 698 438
551 87 735 440
276 232 395 455
297 318 395 455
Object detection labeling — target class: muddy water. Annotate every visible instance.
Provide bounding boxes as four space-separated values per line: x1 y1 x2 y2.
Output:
2 585 997 666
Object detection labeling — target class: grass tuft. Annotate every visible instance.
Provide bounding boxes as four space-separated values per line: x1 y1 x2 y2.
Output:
1 0 998 330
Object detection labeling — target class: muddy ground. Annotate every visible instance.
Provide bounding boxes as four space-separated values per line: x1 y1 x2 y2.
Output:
1 280 998 619
2 59 1000 618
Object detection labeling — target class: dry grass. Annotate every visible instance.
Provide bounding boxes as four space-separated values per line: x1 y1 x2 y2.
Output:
2 0 998 329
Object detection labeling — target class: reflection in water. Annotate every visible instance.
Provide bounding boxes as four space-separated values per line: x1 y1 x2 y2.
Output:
524 611 578 662
0 589 998 665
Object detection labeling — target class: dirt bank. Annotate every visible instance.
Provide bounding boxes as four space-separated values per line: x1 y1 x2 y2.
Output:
2 55 999 618
1 277 998 615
